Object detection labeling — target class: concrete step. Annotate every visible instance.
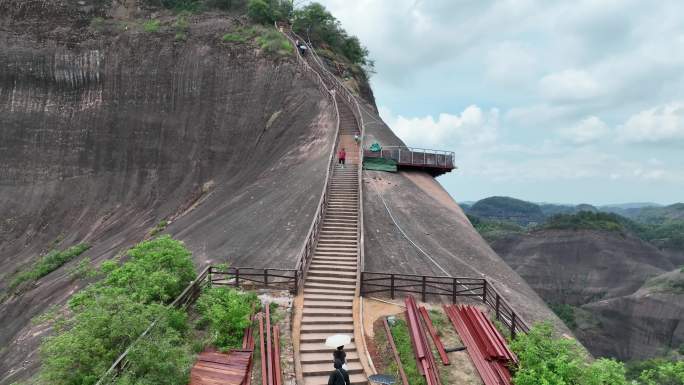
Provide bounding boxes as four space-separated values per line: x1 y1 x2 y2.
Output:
307 269 357 279
303 373 367 385
306 275 356 286
315 246 358 252
312 256 358 266
300 332 354 344
303 287 355 296
300 342 357 353
321 222 357 229
303 301 353 310
303 293 355 302
316 240 357 246
301 315 354 325
304 282 356 292
309 263 357 271
300 351 359 364
302 362 364 376
301 323 355 334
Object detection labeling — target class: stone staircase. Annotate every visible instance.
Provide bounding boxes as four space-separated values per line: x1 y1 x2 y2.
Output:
299 95 366 385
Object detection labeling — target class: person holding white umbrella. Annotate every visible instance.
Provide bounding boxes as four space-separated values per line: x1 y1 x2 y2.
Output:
325 334 351 369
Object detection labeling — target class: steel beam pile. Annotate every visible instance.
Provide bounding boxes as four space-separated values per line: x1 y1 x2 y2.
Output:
258 303 283 385
405 296 442 385
443 304 517 385
242 314 256 385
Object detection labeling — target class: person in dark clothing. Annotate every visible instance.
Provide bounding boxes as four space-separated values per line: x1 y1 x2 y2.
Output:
327 359 350 385
333 345 346 365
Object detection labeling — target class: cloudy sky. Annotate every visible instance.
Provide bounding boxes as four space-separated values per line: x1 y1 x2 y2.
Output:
317 0 684 205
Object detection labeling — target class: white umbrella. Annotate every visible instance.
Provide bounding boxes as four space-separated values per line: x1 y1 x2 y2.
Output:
325 334 352 348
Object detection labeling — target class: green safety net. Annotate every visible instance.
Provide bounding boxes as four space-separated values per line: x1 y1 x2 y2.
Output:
363 157 397 172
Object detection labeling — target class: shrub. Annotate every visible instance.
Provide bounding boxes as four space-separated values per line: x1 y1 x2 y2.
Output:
143 19 161 33
39 237 196 385
196 286 258 350
550 303 577 329
9 243 90 291
255 28 292 56
247 0 291 24
637 360 684 385
292 2 372 69
510 323 628 385
222 32 247 42
543 211 626 232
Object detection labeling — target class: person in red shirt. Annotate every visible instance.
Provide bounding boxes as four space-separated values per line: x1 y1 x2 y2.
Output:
338 148 346 168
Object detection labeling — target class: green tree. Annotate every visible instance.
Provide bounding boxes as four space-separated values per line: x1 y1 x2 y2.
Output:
196 286 258 349
638 361 684 385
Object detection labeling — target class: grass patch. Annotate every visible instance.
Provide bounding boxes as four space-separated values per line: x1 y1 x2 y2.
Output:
389 319 427 385
221 26 292 56
9 243 90 291
255 27 292 56
143 19 161 33
222 32 247 42
150 219 168 237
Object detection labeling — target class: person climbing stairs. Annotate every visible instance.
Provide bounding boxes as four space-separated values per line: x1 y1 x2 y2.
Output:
298 96 366 385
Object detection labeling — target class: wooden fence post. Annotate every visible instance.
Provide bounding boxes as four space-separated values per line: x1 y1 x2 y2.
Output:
421 276 427 302
390 274 395 299
452 278 457 304
495 293 501 321
264 269 269 287
234 268 240 288
208 266 212 288
482 280 488 303
510 313 517 339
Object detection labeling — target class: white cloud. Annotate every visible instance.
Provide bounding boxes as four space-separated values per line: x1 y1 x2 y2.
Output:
539 69 602 103
617 102 684 144
558 116 610 145
379 105 499 149
485 41 537 86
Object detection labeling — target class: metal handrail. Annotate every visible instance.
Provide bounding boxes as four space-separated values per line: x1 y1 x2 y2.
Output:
287 28 366 274
277 22 341 290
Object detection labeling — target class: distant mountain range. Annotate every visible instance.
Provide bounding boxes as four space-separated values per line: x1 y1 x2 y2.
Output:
461 196 684 361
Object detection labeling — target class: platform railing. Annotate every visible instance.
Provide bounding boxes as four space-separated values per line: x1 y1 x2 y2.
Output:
365 146 455 168
360 271 530 338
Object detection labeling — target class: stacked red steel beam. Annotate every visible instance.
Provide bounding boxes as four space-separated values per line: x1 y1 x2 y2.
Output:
443 304 517 385
258 303 283 385
243 314 256 385
405 296 442 385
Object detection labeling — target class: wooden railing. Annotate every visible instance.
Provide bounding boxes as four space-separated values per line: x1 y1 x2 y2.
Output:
284 28 367 275
95 265 297 385
361 271 530 338
209 266 298 292
277 23 341 290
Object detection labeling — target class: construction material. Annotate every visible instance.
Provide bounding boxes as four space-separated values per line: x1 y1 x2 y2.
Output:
383 318 410 385
272 326 283 385
405 296 442 385
190 349 253 385
443 304 517 385
259 314 268 385
418 307 450 365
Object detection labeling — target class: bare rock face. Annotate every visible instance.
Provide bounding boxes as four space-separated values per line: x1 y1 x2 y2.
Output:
492 229 681 360
579 269 684 360
0 2 334 383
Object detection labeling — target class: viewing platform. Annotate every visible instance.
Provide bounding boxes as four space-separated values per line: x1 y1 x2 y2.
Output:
363 146 456 177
